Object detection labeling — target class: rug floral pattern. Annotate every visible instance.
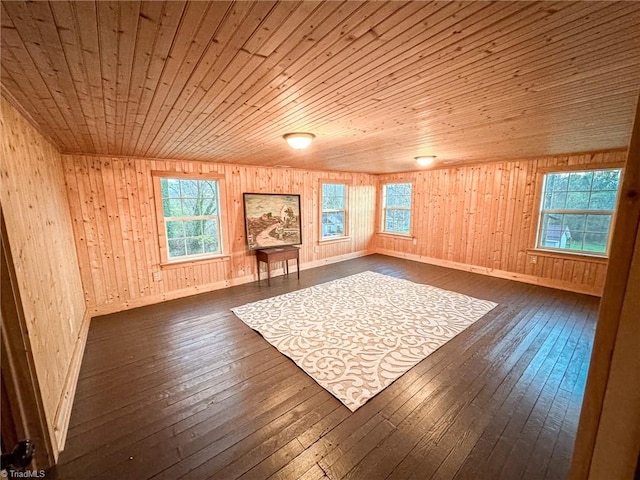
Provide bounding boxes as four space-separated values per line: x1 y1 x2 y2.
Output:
231 271 497 411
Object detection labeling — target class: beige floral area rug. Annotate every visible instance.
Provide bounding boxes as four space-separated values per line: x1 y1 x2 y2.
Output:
231 271 497 411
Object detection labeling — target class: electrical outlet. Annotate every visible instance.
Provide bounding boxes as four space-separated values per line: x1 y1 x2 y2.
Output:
153 271 162 281
412 238 418 246
530 255 538 264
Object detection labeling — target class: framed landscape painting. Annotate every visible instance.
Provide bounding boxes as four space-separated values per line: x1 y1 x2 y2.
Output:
243 193 302 250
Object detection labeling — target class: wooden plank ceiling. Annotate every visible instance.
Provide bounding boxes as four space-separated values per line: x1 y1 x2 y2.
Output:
1 1 639 173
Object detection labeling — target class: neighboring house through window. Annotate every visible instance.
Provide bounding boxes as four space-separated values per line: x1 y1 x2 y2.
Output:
536 168 622 255
156 176 223 261
320 183 347 240
381 182 412 235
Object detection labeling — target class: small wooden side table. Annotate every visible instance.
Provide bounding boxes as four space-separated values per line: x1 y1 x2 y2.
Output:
255 246 300 286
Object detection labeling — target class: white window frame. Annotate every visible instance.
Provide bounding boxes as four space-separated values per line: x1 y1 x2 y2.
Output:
381 182 413 236
152 172 227 264
320 182 348 241
535 167 622 257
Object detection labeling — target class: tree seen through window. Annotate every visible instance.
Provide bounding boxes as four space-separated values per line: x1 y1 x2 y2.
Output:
160 178 222 259
382 183 412 235
321 183 347 239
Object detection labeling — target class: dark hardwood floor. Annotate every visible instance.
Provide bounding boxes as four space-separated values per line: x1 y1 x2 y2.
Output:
47 254 598 480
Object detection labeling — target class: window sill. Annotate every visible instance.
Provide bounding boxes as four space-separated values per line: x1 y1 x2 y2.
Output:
319 236 352 245
160 254 231 269
377 232 413 240
527 248 608 263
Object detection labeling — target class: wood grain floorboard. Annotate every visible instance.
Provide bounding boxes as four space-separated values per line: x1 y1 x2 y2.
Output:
46 254 598 480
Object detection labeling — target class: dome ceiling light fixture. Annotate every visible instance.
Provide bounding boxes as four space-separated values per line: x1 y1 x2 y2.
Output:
415 155 436 167
283 132 315 150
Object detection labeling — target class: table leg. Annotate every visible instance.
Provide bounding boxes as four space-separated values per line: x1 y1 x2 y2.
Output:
257 257 261 283
267 261 271 286
297 257 300 279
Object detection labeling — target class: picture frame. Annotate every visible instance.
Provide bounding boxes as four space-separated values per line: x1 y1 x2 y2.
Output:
243 193 302 250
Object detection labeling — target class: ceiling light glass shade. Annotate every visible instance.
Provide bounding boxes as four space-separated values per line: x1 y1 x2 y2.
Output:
283 132 315 149
415 156 436 166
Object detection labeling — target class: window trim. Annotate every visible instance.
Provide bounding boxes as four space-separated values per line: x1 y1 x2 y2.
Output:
151 171 229 265
530 163 624 259
319 181 349 241
380 181 414 237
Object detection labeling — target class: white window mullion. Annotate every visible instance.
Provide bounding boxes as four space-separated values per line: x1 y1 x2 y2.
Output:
159 177 223 260
535 168 621 256
320 183 348 240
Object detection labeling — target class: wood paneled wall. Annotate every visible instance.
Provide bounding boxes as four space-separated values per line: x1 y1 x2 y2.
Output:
0 97 87 457
62 155 376 314
375 151 627 296
570 96 640 480
65 150 623 313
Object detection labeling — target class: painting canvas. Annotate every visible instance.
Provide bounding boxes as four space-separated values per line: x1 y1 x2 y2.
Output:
243 193 302 250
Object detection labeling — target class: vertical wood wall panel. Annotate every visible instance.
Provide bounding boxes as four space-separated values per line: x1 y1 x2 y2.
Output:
63 150 623 314
63 155 376 313
0 97 87 455
375 151 626 295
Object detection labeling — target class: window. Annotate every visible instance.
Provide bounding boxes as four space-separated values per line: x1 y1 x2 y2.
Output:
381 182 412 235
320 183 347 240
536 168 622 255
159 177 223 260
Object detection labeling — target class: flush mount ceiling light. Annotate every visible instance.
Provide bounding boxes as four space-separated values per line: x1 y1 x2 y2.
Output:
283 132 315 150
415 155 436 167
